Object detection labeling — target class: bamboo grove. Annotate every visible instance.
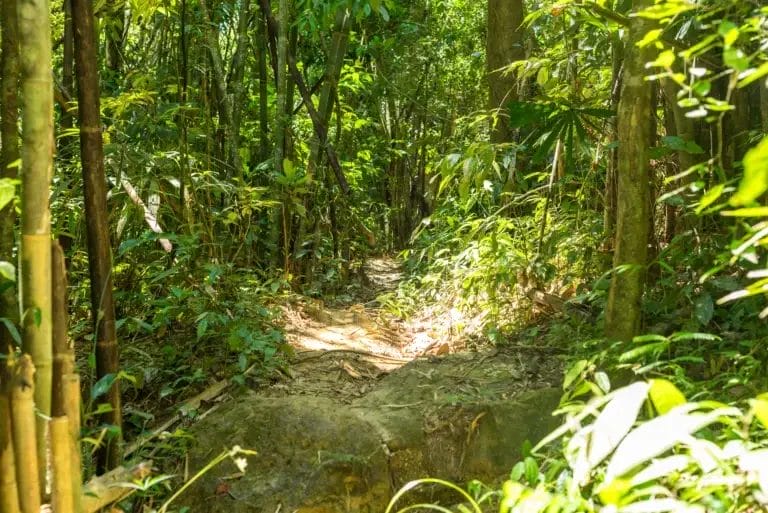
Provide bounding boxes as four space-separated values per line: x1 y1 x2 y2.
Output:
1 0 768 510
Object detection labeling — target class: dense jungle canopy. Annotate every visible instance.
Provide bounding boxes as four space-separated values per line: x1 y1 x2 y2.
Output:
2 0 768 511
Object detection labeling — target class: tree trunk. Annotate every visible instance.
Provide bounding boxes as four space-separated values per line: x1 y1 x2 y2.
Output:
71 0 123 472
199 0 244 180
256 10 270 162
274 0 289 179
61 0 74 141
284 24 298 159
105 0 126 76
486 0 525 144
604 0 655 342
307 6 351 179
259 0 350 194
603 31 622 250
229 0 252 180
57 0 76 263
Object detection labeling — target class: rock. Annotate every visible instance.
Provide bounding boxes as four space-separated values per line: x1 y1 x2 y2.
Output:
180 351 562 512
180 394 390 513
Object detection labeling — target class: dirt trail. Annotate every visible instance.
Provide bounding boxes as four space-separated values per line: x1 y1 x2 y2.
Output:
272 257 426 402
181 256 564 513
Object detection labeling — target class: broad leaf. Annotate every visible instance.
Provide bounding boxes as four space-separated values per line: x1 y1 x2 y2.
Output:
605 406 737 480
0 262 15 282
91 373 117 400
693 293 714 325
629 455 689 486
0 179 15 211
586 382 649 473
750 398 768 429
649 379 686 415
730 137 768 206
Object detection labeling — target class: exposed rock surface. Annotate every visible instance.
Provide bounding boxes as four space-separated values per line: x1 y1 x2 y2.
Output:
181 350 562 513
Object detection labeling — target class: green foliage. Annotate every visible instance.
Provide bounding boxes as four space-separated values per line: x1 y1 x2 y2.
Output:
32 0 768 508
389 380 768 513
516 380 768 513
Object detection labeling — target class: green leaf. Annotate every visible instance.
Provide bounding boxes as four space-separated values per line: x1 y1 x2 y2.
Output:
282 158 295 179
91 373 117 400
0 179 15 211
649 379 686 414
605 406 737 479
595 371 611 394
632 334 668 343
691 80 711 97
693 293 714 325
619 342 668 362
0 262 15 282
637 0 695 20
637 29 663 48
704 98 735 112
730 137 768 206
718 21 739 47
651 50 675 68
523 456 538 484
677 98 699 108
668 332 720 342
563 360 588 389
738 61 768 88
509 461 525 481
696 184 725 214
724 48 750 72
628 454 689 486
751 398 768 429
0 318 21 345
586 383 649 474
661 135 703 155
597 478 631 505
197 317 208 340
722 207 768 217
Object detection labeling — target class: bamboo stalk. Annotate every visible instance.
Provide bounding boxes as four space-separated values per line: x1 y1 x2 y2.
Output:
52 241 74 417
10 355 40 513
18 0 55 489
63 373 82 512
52 240 83 510
0 355 21 513
80 461 151 513
51 416 75 513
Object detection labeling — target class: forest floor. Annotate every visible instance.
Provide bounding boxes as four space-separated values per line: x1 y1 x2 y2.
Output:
175 257 562 511
117 256 563 511
274 257 467 402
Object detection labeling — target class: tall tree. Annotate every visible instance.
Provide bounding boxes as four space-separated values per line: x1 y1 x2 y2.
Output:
274 0 290 181
256 9 270 162
307 6 351 178
199 0 245 180
487 0 525 144
604 0 656 342
105 0 126 76
230 0 252 174
71 0 123 471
